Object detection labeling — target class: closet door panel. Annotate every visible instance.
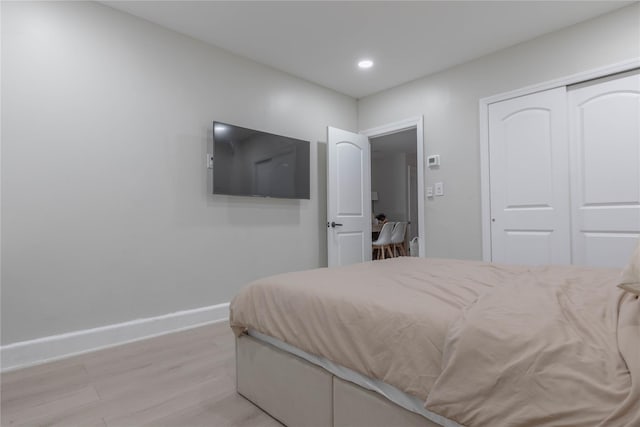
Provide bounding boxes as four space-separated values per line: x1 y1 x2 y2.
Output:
489 87 571 265
582 233 639 268
503 231 553 266
502 110 555 207
569 72 640 268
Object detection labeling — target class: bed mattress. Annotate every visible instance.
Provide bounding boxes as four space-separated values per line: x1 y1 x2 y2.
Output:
231 257 502 400
231 257 640 426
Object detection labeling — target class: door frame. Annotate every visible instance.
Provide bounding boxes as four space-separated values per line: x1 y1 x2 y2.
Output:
479 58 640 262
360 116 425 257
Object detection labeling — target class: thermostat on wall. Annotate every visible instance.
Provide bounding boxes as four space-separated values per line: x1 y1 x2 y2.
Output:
427 155 440 168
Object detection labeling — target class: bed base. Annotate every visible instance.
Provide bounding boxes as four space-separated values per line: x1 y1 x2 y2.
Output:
236 335 440 427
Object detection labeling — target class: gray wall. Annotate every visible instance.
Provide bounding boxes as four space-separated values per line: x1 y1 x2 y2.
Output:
371 152 408 222
1 1 356 344
3 1 639 345
358 3 640 260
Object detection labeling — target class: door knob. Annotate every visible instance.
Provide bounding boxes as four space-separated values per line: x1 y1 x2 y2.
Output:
330 221 343 228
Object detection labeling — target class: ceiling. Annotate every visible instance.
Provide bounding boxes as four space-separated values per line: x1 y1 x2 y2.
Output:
103 1 632 99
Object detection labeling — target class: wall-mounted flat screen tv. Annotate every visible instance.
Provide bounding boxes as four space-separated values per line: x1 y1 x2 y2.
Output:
212 121 310 199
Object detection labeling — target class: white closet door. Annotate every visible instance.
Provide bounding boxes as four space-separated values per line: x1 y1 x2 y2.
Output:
489 87 571 265
568 72 640 268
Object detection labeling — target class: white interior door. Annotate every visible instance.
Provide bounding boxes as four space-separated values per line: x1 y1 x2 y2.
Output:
568 72 640 268
327 127 371 267
489 87 571 265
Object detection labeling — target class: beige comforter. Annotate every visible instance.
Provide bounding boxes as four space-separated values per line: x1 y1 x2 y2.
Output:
229 257 640 426
425 264 640 427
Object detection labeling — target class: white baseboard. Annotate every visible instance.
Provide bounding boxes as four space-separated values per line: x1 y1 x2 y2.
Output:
0 302 230 372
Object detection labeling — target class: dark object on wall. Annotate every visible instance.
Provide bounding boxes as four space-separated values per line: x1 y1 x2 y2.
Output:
212 121 310 199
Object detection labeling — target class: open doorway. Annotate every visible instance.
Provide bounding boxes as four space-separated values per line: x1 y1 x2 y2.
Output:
325 117 424 266
360 117 425 257
369 129 419 254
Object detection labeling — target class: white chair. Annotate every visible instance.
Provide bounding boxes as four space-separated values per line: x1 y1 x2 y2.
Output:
390 222 408 257
372 222 395 260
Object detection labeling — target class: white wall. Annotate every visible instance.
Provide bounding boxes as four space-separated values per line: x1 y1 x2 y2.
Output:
358 3 640 260
371 152 407 222
407 158 418 241
1 1 357 345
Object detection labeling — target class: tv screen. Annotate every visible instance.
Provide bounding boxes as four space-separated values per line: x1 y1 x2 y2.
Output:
212 122 310 199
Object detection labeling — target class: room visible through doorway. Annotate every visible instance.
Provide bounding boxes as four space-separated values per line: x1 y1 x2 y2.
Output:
370 128 419 254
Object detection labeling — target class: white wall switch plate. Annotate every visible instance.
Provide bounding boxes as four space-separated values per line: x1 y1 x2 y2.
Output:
434 182 444 196
207 154 214 169
426 186 434 197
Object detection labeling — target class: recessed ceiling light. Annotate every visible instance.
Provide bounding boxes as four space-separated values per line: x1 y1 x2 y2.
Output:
358 59 374 69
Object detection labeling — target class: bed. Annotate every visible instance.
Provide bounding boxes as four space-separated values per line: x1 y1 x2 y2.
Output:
230 256 640 427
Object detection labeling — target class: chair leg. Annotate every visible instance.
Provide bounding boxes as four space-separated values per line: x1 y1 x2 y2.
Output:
398 243 406 256
386 245 394 258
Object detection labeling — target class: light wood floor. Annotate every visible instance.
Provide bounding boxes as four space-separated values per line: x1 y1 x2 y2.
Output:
1 322 282 427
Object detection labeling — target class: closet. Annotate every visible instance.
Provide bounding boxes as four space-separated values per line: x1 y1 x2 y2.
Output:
488 71 640 268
